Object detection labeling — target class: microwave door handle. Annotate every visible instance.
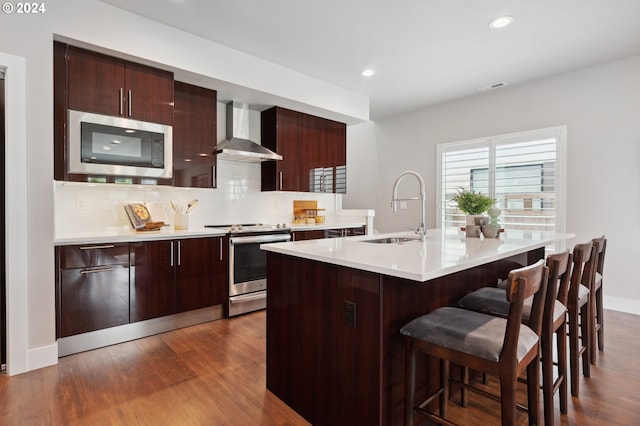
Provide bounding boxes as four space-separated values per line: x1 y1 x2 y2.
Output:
128 90 132 117
119 88 124 116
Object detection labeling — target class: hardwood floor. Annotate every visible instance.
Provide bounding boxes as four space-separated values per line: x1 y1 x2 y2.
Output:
1 309 638 425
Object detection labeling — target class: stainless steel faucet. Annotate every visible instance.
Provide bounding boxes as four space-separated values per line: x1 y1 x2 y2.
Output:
391 171 427 241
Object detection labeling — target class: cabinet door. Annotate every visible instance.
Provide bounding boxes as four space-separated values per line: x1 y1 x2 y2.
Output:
124 62 174 125
67 45 125 117
262 107 302 191
292 230 327 241
262 107 347 193
130 240 176 322
173 81 217 188
212 236 229 306
56 244 130 338
299 112 322 192
175 238 218 313
327 119 347 193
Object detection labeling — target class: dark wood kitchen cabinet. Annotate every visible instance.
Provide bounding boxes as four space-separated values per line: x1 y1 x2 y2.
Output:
130 236 227 322
66 45 174 125
173 81 217 188
261 106 347 193
54 42 174 184
129 239 175 322
176 236 227 312
292 226 365 241
55 243 130 338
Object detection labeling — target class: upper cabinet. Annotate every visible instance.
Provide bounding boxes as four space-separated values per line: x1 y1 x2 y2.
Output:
66 45 174 125
261 106 347 193
173 81 217 188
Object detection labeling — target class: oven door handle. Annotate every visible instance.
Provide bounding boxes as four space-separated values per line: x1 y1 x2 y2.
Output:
230 292 267 304
230 234 291 244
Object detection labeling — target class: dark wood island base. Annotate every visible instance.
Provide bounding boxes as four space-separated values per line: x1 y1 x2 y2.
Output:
266 247 544 425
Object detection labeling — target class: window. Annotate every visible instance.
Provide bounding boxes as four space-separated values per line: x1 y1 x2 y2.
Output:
437 126 566 233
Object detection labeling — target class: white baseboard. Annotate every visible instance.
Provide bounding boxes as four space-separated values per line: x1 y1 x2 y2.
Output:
28 342 59 372
604 296 640 316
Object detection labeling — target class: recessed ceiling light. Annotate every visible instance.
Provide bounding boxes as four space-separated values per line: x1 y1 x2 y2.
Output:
361 69 375 77
489 15 514 29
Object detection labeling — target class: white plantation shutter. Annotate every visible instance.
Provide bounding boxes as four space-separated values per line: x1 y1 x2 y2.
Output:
437 127 566 233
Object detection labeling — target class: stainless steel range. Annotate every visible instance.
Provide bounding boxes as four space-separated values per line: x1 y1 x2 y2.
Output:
206 224 291 317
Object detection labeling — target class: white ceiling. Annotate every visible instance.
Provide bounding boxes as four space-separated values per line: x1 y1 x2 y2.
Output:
97 0 640 121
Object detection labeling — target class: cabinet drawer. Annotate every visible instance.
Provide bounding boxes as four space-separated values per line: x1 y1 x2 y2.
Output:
58 263 130 337
58 243 130 269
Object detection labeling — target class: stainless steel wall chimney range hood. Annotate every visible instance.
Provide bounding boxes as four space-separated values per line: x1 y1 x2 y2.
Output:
215 101 282 162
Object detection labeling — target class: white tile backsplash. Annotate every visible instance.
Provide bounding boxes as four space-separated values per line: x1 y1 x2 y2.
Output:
54 160 343 236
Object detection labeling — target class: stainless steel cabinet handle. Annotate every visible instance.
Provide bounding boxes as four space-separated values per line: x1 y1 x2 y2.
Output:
128 89 132 117
170 241 174 267
119 88 123 115
177 241 181 266
80 244 115 250
219 238 223 261
80 267 114 275
279 171 283 190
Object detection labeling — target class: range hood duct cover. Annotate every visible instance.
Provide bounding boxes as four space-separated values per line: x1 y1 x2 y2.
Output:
216 102 282 162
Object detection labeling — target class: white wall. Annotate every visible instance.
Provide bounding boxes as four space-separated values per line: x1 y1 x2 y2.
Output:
0 0 368 374
347 55 640 313
343 121 378 215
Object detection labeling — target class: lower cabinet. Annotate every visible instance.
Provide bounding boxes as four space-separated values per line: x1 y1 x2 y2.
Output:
130 236 228 322
176 236 227 312
292 226 366 241
56 243 130 338
129 239 175 322
56 236 228 338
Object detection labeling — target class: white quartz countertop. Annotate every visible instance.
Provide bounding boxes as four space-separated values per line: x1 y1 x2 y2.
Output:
261 228 574 282
54 222 367 246
54 227 228 246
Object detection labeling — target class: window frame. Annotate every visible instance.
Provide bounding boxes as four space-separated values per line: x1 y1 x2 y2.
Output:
436 126 567 233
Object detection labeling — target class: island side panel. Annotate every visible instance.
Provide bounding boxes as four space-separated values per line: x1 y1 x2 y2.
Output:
266 252 383 426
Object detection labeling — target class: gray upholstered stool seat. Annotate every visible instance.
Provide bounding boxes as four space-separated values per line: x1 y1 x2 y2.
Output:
400 259 547 426
458 287 567 324
400 306 539 363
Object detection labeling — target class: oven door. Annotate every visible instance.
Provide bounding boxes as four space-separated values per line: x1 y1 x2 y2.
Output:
229 233 291 297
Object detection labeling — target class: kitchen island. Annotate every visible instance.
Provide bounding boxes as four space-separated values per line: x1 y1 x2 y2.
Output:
262 228 572 426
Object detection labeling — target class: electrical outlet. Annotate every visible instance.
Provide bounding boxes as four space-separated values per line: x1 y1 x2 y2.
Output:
344 300 356 328
76 198 88 211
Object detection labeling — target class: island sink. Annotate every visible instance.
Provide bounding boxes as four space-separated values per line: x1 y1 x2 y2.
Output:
362 236 422 244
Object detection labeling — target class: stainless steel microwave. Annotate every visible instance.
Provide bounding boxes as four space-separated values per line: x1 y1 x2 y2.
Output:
67 110 173 179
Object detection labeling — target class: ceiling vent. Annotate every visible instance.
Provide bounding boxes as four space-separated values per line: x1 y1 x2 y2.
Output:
475 82 508 93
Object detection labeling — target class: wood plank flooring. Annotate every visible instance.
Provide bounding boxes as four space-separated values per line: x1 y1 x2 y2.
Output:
1 309 638 425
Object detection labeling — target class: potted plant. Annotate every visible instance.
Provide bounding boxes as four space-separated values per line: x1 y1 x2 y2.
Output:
451 187 494 226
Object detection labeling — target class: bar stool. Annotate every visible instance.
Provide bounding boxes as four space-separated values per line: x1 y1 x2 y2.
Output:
589 236 607 364
400 260 548 426
566 241 595 397
456 251 571 426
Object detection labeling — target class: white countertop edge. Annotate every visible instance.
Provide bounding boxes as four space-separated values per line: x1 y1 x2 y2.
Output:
54 222 366 245
261 230 575 282
289 221 366 231
54 228 228 246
